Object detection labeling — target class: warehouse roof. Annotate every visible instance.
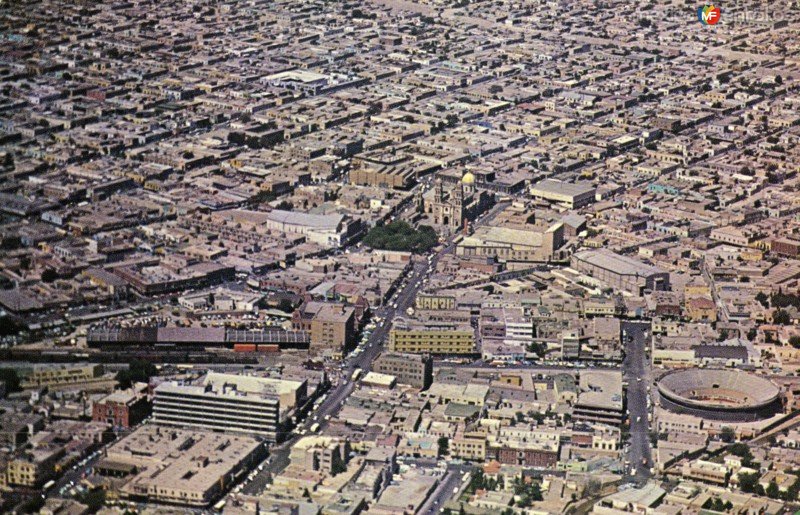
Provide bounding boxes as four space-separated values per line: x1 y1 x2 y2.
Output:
573 249 666 277
531 179 595 197
266 209 344 230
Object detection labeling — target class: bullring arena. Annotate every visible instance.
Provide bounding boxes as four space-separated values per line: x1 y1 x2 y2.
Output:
657 369 782 422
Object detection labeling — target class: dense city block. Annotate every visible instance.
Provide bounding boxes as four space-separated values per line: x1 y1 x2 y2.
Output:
1 0 800 513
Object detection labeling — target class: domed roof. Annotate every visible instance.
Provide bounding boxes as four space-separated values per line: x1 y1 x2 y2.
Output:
461 171 476 184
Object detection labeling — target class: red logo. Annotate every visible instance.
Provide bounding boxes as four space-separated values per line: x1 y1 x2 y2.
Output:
698 5 721 25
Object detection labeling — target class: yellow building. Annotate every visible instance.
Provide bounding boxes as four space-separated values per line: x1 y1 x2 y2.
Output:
5 447 64 487
685 297 717 322
19 364 103 389
451 430 487 461
681 460 728 485
388 323 474 354
684 279 711 298
415 294 456 311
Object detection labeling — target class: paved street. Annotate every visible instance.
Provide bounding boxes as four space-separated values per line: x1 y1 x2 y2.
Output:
621 321 653 484
243 238 458 494
49 451 102 499
417 463 473 515
242 202 508 496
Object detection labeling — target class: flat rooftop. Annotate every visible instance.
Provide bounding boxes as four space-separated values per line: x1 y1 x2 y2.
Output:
101 425 261 503
531 179 595 197
573 249 666 277
576 370 623 411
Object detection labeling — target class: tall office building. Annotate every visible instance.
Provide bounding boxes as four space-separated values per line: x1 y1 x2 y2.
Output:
153 372 306 442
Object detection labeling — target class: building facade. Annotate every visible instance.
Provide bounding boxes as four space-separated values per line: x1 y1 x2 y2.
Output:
92 388 151 429
153 373 306 442
530 179 596 209
456 223 565 264
373 352 433 389
388 321 475 355
571 250 670 296
423 174 493 230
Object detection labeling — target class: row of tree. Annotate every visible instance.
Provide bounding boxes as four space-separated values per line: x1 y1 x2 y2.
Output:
363 221 438 253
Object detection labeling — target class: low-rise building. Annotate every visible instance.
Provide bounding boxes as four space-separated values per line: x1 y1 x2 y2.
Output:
92 385 151 429
573 371 624 426
373 352 433 389
530 179 596 209
681 459 728 485
571 250 670 296
5 446 64 487
94 425 263 507
456 223 565 264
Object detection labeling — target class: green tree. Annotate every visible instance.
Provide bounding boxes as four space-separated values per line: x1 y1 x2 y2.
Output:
363 221 438 253
729 443 756 467
774 309 792 325
468 469 486 493
772 292 800 309
277 298 295 313
251 189 278 204
116 359 158 389
738 471 760 493
514 477 543 507
526 342 546 357
720 426 735 443
331 459 347 476
437 436 449 457
789 335 800 349
766 479 780 499
786 476 800 502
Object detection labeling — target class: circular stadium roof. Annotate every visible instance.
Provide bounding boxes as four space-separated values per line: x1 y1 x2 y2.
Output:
657 369 780 412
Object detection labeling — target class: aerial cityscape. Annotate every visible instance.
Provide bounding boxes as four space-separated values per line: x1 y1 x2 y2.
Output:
1 0 800 513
